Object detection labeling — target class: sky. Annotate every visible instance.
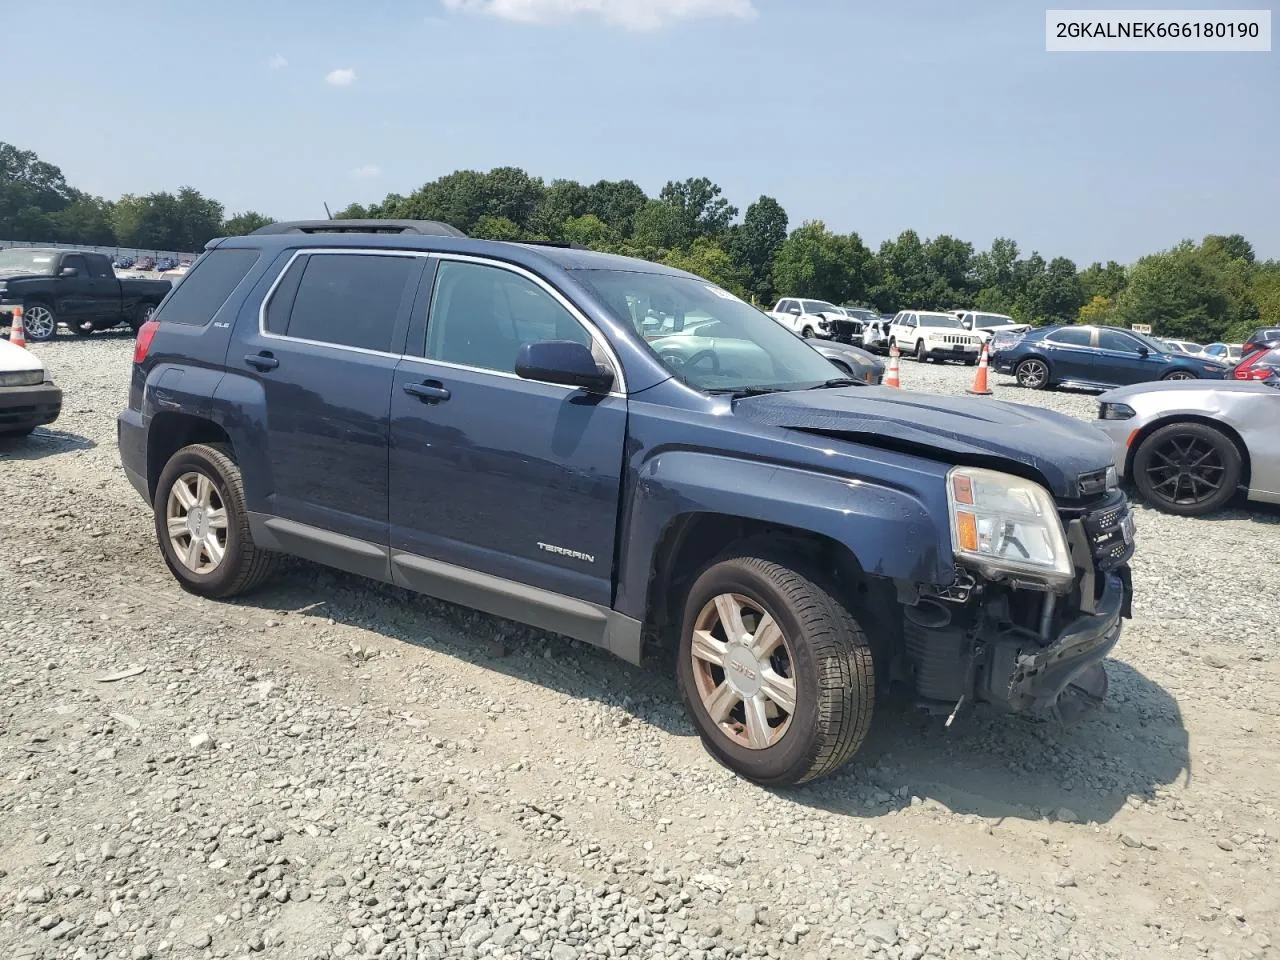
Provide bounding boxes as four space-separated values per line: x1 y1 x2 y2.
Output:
6 0 1278 264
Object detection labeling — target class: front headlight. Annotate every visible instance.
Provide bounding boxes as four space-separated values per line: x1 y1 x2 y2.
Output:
1098 402 1136 420
946 466 1073 586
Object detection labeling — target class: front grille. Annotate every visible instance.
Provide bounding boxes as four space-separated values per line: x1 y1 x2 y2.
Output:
933 334 979 346
1080 492 1135 573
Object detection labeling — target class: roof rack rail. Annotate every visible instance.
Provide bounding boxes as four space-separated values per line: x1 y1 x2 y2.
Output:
249 219 467 238
511 239 589 250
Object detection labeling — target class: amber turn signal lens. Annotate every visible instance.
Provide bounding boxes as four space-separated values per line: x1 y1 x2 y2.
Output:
955 511 978 551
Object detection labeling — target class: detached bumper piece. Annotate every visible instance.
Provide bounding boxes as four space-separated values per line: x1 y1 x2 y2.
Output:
0 383 62 433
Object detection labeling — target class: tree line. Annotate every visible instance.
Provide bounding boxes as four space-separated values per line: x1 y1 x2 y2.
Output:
3 141 1275 343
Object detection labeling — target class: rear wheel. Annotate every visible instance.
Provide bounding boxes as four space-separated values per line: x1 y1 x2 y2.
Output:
21 303 57 341
154 443 279 598
676 549 875 787
130 302 156 333
1015 357 1050 389
1132 422 1241 516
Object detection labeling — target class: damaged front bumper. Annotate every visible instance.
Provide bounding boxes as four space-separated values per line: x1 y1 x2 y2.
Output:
988 567 1131 715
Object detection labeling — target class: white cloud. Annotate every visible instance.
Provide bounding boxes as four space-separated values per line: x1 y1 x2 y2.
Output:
268 53 288 69
351 165 382 179
439 0 756 30
325 68 357 86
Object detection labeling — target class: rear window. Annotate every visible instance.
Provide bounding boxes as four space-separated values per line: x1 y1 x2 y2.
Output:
280 253 416 352
155 249 262 326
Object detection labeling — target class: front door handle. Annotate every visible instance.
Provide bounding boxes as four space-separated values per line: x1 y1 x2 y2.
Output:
245 352 279 371
403 381 451 403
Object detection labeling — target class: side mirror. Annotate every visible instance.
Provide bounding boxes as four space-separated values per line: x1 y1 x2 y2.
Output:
515 340 614 393
1137 346 1150 357
60 266 79 278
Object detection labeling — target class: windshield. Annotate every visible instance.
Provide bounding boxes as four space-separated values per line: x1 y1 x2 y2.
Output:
1123 329 1176 353
972 313 1017 327
917 313 964 329
573 270 846 393
803 300 841 315
0 250 59 277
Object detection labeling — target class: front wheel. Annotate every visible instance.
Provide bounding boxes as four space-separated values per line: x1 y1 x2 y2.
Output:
914 339 929 362
21 303 58 341
154 443 279 598
801 325 815 339
676 550 875 787
1015 357 1050 389
1132 422 1241 516
1162 370 1197 381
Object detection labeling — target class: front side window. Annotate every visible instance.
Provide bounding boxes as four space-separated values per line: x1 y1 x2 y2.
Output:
62 254 89 274
573 269 842 394
280 253 415 352
426 260 599 375
1098 330 1143 353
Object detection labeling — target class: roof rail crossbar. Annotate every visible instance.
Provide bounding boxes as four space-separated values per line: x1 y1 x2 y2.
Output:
249 219 466 238
511 239 589 250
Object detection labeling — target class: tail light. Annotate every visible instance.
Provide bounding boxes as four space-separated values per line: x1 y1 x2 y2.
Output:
133 320 160 364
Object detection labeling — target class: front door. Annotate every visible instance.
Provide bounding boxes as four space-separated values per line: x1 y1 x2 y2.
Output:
235 249 425 572
1040 326 1095 381
1095 328 1157 385
55 254 96 323
388 257 628 611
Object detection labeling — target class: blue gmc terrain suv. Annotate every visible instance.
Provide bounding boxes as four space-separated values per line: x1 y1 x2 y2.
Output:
119 219 1135 786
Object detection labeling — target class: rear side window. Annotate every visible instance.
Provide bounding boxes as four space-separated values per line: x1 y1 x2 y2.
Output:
87 255 114 279
156 249 261 326
282 253 415 353
1046 327 1092 346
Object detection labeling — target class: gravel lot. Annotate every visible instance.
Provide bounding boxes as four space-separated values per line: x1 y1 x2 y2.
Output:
2 336 1278 960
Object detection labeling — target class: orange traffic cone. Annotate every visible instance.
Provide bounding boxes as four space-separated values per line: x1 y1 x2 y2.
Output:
883 341 901 388
966 342 993 396
8 307 26 349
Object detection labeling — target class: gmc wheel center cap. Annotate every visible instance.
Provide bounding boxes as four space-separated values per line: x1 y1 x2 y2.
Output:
724 645 763 697
187 507 207 539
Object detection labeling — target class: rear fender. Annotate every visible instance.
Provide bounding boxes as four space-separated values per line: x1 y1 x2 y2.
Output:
615 450 952 621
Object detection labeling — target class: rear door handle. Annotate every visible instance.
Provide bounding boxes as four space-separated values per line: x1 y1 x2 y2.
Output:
403 381 451 403
245 352 279 371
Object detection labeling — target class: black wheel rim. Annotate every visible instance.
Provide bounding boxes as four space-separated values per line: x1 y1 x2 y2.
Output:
1145 435 1226 506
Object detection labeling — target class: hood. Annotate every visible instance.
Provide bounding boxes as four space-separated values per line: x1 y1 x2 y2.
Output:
0 338 46 374
1099 378 1273 402
734 387 1115 499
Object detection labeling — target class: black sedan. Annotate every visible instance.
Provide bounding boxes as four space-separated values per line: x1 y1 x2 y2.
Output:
990 324 1229 391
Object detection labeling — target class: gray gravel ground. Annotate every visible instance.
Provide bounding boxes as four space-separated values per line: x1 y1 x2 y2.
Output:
2 335 1278 960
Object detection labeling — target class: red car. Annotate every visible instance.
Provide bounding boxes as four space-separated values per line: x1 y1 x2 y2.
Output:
1231 345 1280 381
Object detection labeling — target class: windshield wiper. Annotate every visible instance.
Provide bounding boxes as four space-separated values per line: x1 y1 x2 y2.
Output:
805 378 864 390
707 385 786 398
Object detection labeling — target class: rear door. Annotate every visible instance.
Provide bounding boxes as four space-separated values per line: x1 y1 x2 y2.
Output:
234 249 426 575
1040 326 1095 381
387 255 628 611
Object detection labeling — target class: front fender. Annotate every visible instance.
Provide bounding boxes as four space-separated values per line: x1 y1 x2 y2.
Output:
615 449 952 621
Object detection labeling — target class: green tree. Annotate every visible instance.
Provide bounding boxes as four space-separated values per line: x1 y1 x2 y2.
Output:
632 200 685 251
1078 295 1115 324
871 230 931 309
1021 256 1084 323
581 179 648 237
1113 241 1236 341
50 194 116 245
1250 262 1280 327
972 237 1021 311
222 211 275 236
0 141 79 241
471 215 525 240
774 221 873 305
657 177 737 246
923 234 976 306
562 214 618 251
729 195 788 300
1079 260 1128 301
662 238 749 296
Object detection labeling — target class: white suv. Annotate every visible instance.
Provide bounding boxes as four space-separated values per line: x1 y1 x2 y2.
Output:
888 311 982 363
954 310 1032 344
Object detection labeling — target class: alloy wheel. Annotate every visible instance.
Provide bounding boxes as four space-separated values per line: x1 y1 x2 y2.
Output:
22 305 56 340
1143 434 1226 507
1164 371 1195 381
165 471 230 574
690 593 797 750
1017 359 1048 388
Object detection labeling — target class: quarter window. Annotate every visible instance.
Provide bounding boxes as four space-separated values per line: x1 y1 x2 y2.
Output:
157 249 261 326
279 253 415 352
426 260 601 376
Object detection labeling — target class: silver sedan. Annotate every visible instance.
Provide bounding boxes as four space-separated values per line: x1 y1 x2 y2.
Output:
1093 377 1280 516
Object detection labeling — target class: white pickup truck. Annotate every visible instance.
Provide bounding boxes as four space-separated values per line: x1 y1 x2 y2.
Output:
768 298 862 341
953 310 1032 344
887 310 983 363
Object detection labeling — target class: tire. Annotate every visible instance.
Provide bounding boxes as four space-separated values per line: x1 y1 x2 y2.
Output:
21 302 57 341
801 325 815 339
130 302 156 333
1015 357 1051 390
1132 422 1241 517
153 442 279 598
1162 369 1197 381
914 339 928 362
676 548 875 787
0 426 35 438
